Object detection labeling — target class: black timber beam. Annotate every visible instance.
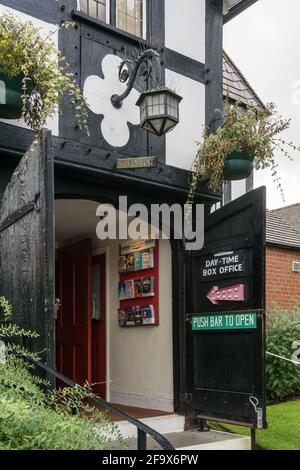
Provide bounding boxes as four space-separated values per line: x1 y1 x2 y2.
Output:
0 0 58 24
0 123 35 155
165 49 206 84
0 122 220 204
205 0 223 132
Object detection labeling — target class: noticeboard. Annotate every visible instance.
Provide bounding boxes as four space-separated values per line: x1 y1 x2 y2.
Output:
118 239 159 327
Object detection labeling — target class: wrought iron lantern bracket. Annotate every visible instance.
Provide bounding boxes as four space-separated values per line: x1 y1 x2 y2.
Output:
111 49 161 109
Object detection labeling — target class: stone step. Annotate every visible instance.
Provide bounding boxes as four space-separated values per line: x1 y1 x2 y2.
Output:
117 430 251 451
115 414 185 440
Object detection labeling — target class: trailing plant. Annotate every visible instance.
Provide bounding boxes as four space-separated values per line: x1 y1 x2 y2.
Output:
266 305 300 401
0 12 89 133
0 296 40 360
188 101 298 203
0 297 123 450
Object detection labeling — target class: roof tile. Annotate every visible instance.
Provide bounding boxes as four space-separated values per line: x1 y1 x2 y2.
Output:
266 210 300 249
272 204 300 233
223 51 265 110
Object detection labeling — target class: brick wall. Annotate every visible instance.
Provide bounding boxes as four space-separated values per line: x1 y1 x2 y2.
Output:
266 246 300 310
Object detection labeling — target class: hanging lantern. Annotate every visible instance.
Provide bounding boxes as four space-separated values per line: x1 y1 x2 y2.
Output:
136 87 182 137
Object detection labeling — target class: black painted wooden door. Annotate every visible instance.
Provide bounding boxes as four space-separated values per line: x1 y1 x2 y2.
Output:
185 187 267 428
0 130 55 367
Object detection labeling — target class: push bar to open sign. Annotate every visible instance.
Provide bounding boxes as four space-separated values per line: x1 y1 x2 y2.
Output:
192 312 257 331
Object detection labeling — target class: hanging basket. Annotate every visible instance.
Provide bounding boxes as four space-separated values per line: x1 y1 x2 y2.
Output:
0 72 25 119
223 150 254 181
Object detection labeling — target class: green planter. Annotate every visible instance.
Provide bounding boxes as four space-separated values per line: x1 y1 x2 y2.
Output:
0 72 25 119
223 150 254 181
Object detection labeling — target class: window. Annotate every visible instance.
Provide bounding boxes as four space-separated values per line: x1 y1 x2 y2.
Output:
79 0 109 22
117 0 145 38
79 0 147 38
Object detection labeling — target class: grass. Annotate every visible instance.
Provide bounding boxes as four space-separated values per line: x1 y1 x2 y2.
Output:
209 400 300 450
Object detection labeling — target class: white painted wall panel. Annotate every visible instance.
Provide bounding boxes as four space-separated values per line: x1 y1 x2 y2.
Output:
0 5 59 136
166 69 205 171
83 54 140 147
231 179 247 201
107 238 174 411
165 0 205 63
91 237 174 411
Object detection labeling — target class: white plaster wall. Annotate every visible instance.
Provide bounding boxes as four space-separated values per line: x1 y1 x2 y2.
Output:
231 179 247 201
165 0 205 63
0 5 59 135
83 54 140 148
166 69 205 171
94 238 174 412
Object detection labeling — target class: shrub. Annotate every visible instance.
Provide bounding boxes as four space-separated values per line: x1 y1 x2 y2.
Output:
266 305 300 401
0 12 89 133
0 297 122 450
0 393 115 450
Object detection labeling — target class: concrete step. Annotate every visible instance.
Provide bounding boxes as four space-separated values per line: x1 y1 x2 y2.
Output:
115 414 185 440
117 430 251 451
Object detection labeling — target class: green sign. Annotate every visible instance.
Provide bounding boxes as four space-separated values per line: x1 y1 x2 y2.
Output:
192 312 257 331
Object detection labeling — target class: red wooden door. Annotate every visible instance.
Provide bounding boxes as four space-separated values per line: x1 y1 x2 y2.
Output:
92 254 106 399
56 239 92 385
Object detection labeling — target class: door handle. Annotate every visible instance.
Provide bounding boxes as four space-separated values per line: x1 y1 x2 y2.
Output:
91 296 100 321
54 298 61 320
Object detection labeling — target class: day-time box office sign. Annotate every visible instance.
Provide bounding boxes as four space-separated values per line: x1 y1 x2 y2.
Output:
186 188 267 429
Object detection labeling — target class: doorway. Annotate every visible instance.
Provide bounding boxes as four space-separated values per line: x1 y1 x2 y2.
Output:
54 198 174 411
55 199 107 399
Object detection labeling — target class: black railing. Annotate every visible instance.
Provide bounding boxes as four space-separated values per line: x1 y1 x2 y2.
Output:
25 356 175 451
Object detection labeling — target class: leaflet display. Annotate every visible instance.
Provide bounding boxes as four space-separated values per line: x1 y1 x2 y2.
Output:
118 240 159 327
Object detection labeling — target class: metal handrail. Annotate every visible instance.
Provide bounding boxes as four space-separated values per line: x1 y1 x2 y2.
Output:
267 351 300 366
25 356 175 451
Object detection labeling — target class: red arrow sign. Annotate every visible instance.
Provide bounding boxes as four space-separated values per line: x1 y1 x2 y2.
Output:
207 284 245 305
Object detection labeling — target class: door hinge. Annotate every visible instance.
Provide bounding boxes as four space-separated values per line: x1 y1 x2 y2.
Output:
0 193 40 234
180 392 192 404
257 310 265 320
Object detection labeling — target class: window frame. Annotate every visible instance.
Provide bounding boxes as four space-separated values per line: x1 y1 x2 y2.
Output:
78 0 110 24
115 0 147 40
78 0 147 39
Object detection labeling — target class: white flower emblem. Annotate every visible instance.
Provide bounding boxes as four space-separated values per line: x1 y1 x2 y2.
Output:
83 54 140 148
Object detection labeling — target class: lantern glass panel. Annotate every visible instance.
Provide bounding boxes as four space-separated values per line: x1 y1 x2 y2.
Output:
140 99 147 121
143 121 155 133
151 118 165 134
163 119 176 133
137 88 181 136
166 94 178 119
151 94 160 116
159 93 165 114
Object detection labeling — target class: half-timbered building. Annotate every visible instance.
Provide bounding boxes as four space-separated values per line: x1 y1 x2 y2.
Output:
0 0 261 424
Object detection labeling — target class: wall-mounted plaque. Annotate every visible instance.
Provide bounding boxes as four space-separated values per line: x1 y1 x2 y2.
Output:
116 156 158 170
